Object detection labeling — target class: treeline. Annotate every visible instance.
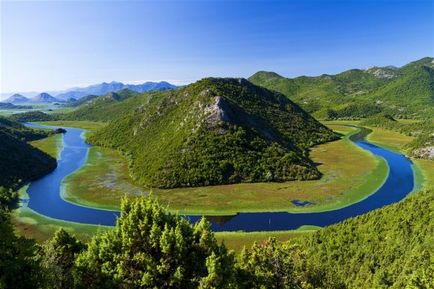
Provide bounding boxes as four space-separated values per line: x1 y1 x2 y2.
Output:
323 103 383 120
0 116 56 141
59 89 141 122
8 111 57 122
2 190 433 289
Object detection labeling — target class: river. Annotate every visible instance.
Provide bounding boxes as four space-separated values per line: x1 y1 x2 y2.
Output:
24 123 415 232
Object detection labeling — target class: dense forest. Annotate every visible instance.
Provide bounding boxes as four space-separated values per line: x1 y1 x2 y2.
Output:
87 78 338 188
1 190 432 289
0 117 57 201
249 57 434 119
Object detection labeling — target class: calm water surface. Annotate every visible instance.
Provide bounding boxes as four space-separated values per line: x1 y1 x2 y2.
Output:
24 123 414 231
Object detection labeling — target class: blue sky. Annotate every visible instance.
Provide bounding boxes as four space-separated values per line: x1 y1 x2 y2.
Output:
1 0 433 95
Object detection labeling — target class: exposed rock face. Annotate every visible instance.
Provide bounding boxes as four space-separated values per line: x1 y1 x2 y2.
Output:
89 77 339 188
366 67 397 79
412 146 434 160
204 96 233 125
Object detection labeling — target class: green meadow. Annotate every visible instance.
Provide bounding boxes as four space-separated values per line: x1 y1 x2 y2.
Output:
30 133 63 158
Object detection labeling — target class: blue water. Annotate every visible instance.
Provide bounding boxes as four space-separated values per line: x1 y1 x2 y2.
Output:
24 123 414 231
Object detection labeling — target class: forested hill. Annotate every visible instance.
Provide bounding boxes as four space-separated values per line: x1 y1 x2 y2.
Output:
0 117 57 190
249 57 434 119
60 89 140 121
89 78 338 188
301 189 434 288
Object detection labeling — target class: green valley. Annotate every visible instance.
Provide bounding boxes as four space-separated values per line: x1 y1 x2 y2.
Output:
1 50 433 289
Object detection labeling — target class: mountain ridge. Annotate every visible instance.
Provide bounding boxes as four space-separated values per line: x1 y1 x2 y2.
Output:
55 80 177 100
3 94 30 103
31 92 60 103
2 81 177 102
249 57 434 119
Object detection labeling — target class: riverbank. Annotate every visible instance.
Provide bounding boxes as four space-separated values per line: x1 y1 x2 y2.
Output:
12 119 426 251
12 185 112 242
56 122 388 215
30 133 63 159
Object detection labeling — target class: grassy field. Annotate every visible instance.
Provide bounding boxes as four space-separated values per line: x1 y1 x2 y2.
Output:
62 146 144 210
336 120 434 191
37 120 107 138
215 228 316 252
366 127 414 152
61 123 388 215
413 159 434 190
30 133 63 158
37 120 107 131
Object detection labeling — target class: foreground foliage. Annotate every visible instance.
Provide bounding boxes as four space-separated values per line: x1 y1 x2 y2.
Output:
303 190 434 288
0 209 43 289
73 197 237 289
2 190 434 288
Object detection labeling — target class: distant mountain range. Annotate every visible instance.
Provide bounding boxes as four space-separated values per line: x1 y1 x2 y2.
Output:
54 81 176 101
2 81 177 103
4 94 30 103
31 92 60 103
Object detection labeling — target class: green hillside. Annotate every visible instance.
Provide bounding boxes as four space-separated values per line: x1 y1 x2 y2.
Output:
0 117 57 190
89 78 338 188
360 114 434 159
301 189 434 288
249 57 434 119
60 89 140 121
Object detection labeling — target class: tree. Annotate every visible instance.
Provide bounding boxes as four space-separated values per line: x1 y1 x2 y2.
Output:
237 238 345 289
41 229 85 289
0 208 43 289
73 196 236 289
